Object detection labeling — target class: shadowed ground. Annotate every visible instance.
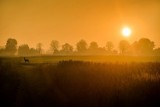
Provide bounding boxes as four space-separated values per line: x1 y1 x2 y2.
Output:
0 57 160 107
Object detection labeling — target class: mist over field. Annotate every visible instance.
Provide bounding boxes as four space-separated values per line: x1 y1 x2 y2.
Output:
0 37 160 57
1 40 160 107
1 0 160 48
1 0 160 107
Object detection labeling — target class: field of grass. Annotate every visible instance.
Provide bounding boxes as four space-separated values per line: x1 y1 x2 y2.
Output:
22 55 160 63
1 56 160 107
1 55 160 64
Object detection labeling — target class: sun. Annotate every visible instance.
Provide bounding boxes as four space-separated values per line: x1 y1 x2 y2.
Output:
122 27 132 37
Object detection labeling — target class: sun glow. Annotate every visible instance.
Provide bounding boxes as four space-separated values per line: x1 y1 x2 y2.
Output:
122 27 132 37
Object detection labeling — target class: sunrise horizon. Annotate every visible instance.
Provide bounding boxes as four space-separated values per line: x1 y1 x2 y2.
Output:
1 1 160 107
1 0 160 50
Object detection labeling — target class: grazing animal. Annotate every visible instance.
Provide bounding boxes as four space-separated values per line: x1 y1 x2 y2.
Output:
24 57 29 63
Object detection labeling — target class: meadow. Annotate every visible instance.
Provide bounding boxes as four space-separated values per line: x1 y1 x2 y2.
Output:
1 56 160 107
1 55 160 63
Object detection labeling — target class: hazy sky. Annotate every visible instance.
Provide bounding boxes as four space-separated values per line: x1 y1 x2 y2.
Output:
0 0 160 50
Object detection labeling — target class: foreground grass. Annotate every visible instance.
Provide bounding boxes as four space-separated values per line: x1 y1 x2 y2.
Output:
1 58 160 107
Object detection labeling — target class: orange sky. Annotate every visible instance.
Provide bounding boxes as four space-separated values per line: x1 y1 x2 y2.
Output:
0 0 160 50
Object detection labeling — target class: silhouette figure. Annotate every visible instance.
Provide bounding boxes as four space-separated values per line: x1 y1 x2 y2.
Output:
24 57 29 63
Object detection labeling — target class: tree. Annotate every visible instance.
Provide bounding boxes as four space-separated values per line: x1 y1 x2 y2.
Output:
130 41 138 55
76 40 87 52
30 48 39 56
89 41 98 50
36 43 43 54
5 38 17 55
61 43 73 54
119 40 130 54
18 44 30 56
0 48 5 56
50 40 59 54
106 41 114 51
154 48 160 56
136 38 155 55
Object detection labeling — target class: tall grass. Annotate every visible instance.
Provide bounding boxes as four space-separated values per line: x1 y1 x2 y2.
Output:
0 59 160 107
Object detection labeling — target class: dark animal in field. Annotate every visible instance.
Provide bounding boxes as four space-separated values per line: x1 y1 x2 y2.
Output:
24 57 29 63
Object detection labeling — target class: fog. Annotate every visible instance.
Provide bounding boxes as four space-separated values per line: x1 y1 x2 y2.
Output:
0 0 160 49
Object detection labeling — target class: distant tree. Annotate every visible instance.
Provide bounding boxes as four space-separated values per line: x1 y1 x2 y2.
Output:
18 44 30 56
36 43 43 54
30 48 39 56
5 38 17 55
61 43 73 54
89 41 98 50
0 48 5 55
112 49 118 55
106 41 114 52
154 48 160 56
119 40 130 54
129 41 138 55
76 40 87 52
136 38 155 55
50 40 59 54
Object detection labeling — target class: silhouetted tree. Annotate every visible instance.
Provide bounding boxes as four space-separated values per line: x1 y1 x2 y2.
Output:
136 38 155 55
36 43 42 54
154 48 160 56
0 48 5 55
130 41 138 55
76 40 87 52
106 41 114 52
89 41 98 50
50 40 59 54
112 49 118 55
61 43 73 54
30 48 39 56
5 38 17 55
119 40 130 54
18 44 30 56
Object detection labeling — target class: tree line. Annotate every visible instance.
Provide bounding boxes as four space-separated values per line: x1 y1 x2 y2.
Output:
0 38 160 56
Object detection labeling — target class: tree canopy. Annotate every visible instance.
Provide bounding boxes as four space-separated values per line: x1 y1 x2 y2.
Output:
119 40 130 55
76 40 87 52
18 44 30 56
50 40 59 54
5 38 17 55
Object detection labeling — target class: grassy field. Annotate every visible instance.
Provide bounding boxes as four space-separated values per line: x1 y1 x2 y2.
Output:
1 56 160 107
1 55 160 64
